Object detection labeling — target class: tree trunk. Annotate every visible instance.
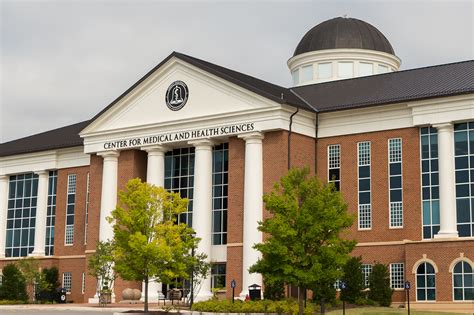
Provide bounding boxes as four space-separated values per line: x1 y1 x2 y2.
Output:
298 286 305 315
144 276 149 312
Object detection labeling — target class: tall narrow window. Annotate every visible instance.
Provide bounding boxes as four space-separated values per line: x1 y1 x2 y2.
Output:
328 144 341 191
211 263 226 289
302 65 313 82
292 69 300 85
84 172 90 245
453 261 474 301
454 122 474 237
416 262 436 301
164 148 195 226
62 272 72 293
45 171 57 256
389 138 403 228
420 127 440 239
358 141 372 229
6 173 39 257
212 143 228 245
390 263 405 289
361 264 373 288
65 174 76 245
82 272 86 294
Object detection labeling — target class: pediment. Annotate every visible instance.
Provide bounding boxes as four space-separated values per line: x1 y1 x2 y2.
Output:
81 56 279 136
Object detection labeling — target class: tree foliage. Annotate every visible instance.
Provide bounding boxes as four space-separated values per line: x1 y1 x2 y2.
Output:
0 264 27 301
108 178 203 311
340 256 365 303
368 263 393 306
249 168 356 315
88 240 116 294
17 257 40 302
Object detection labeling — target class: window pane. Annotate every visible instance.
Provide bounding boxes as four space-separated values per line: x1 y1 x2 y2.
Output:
292 69 299 85
302 65 313 82
359 63 373 76
338 62 353 78
318 63 332 79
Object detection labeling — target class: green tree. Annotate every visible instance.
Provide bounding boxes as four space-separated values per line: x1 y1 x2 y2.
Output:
17 257 40 302
310 276 337 305
368 263 393 306
340 256 365 303
88 240 116 296
263 278 285 300
37 266 60 301
249 168 356 315
0 263 28 301
108 178 202 312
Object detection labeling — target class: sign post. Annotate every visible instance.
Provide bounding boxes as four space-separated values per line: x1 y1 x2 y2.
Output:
339 281 347 315
230 279 236 303
404 281 411 315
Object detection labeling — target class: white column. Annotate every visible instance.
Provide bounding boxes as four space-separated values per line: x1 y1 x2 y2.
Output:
433 123 458 238
142 145 168 301
189 139 214 301
30 171 49 257
98 151 120 242
238 132 264 299
0 175 9 258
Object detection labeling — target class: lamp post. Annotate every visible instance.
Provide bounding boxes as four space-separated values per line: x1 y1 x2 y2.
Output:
190 231 197 308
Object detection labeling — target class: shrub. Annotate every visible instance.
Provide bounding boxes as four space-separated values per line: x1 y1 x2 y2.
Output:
263 278 285 300
311 278 337 305
0 264 28 301
340 256 364 303
368 263 393 307
191 299 318 314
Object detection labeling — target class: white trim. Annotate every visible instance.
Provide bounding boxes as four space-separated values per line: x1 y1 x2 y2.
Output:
357 141 372 230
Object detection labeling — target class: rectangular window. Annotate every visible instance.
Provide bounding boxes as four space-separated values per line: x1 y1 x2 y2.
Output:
454 122 474 237
65 174 76 245
378 64 389 73
420 127 440 239
302 65 313 82
328 144 341 191
389 138 403 228
63 272 72 293
317 63 332 79
359 63 373 76
212 143 228 245
362 264 373 288
5 173 39 257
164 148 195 226
82 272 85 294
338 62 353 78
292 69 299 85
358 142 372 229
45 171 57 256
390 263 405 289
211 263 226 289
84 172 90 245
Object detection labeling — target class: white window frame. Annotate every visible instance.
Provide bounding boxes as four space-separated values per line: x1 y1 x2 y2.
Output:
358 141 372 230
63 272 72 293
362 264 373 288
64 174 76 246
317 62 332 79
82 272 86 294
84 172 90 245
292 68 300 85
390 263 405 290
328 144 341 190
389 138 403 228
416 262 436 302
301 64 313 83
452 261 474 301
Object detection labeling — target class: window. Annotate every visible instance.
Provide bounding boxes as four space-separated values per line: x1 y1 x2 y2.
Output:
328 144 341 191
212 143 228 245
338 62 353 78
63 272 72 293
211 263 226 289
420 127 440 239
65 174 76 245
390 263 405 289
6 173 39 257
292 69 300 85
45 171 57 256
82 272 86 294
84 172 90 245
359 63 373 76
453 261 474 301
454 122 474 237
378 65 389 73
165 148 195 226
317 63 332 79
302 65 313 82
358 142 372 229
389 138 403 227
416 262 436 301
362 264 373 288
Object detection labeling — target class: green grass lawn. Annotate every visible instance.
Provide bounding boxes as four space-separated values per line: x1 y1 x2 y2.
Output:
326 307 466 315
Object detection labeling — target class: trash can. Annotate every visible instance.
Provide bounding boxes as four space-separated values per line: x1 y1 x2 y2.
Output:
56 288 67 303
248 284 261 301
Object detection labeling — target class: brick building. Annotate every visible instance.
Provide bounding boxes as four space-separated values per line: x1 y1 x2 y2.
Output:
0 17 473 308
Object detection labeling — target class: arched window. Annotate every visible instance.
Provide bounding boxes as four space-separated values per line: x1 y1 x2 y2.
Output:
416 262 436 301
453 261 474 301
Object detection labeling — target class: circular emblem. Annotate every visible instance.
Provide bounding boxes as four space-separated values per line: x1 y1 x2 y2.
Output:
165 81 189 111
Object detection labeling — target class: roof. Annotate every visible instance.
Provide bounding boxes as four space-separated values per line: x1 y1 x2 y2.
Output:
0 120 90 157
291 60 474 112
1 54 473 158
294 17 395 56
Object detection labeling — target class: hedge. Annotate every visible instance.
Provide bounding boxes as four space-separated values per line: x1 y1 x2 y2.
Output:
191 299 319 314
